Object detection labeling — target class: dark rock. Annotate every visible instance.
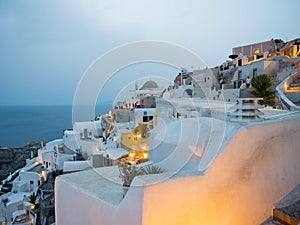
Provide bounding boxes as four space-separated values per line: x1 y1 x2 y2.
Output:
0 146 39 182
0 148 14 163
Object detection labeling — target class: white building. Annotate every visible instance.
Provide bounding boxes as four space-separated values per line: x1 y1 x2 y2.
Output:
55 94 300 225
232 59 279 88
38 139 76 171
0 161 45 225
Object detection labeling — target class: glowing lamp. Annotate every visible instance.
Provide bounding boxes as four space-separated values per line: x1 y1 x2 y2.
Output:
143 152 149 159
284 82 288 91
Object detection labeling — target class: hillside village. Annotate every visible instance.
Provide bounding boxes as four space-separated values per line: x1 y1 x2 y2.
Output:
1 37 300 225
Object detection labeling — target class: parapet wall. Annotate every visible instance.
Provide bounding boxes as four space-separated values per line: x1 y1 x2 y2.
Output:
141 117 300 225
276 71 300 111
55 116 300 225
55 167 145 225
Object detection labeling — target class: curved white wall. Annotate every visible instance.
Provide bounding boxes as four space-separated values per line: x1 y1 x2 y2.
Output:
55 116 300 225
142 117 300 225
55 173 144 225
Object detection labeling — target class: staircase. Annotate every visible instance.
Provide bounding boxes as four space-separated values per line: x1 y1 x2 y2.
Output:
285 73 300 106
288 73 300 90
261 203 300 225
261 183 300 225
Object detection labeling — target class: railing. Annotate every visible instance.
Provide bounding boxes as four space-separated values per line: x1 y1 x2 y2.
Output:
45 139 64 152
276 71 300 111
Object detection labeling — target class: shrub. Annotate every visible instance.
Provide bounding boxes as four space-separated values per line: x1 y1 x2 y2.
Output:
251 74 275 106
118 161 165 187
143 165 165 175
118 162 144 187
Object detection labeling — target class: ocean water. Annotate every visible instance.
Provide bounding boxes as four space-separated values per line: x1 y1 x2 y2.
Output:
0 103 112 147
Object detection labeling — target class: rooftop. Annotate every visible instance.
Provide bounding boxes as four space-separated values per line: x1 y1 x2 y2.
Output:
59 166 123 206
159 98 296 121
58 165 205 207
140 80 158 90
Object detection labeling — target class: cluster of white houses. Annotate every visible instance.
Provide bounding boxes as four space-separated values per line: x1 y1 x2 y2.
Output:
1 37 300 225
54 38 300 225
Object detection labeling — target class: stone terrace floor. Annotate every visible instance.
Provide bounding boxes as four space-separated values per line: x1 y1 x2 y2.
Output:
59 166 124 206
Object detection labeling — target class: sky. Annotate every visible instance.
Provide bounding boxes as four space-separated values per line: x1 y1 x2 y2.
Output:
0 0 299 105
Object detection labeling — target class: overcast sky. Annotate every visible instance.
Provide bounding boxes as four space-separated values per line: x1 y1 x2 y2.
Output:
0 0 299 105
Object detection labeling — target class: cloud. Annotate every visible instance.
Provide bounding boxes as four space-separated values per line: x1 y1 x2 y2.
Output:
0 0 300 104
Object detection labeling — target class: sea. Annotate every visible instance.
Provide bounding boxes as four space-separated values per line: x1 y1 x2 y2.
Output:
0 103 112 147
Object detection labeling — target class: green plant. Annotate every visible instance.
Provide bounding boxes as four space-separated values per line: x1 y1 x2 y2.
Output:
118 161 165 187
118 162 144 187
27 193 37 204
251 74 276 106
143 165 165 175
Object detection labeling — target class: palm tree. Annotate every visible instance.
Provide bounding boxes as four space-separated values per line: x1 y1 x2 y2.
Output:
143 165 165 175
27 193 39 210
118 163 144 187
27 193 37 205
251 74 275 106
118 162 165 186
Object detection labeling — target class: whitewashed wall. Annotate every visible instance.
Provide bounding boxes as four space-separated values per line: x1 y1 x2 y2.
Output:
55 117 300 225
142 118 300 225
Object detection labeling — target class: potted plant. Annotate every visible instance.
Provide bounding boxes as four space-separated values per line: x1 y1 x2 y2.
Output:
143 165 165 175
118 160 144 197
118 160 165 197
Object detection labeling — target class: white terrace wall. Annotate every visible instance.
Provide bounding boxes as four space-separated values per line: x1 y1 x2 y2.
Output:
55 175 145 225
55 117 300 225
141 117 300 225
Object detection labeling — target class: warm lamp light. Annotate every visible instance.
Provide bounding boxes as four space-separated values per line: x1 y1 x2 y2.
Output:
284 82 288 91
143 152 149 159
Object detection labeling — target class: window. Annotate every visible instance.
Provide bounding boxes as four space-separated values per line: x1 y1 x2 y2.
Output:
238 59 242 66
253 49 260 54
143 116 153 122
253 68 257 78
30 181 34 185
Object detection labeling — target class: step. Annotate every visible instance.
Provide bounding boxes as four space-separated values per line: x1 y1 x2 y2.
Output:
287 87 300 91
285 92 300 103
273 208 300 225
289 83 300 88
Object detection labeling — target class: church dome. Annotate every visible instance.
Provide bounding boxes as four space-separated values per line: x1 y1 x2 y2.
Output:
140 80 158 90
